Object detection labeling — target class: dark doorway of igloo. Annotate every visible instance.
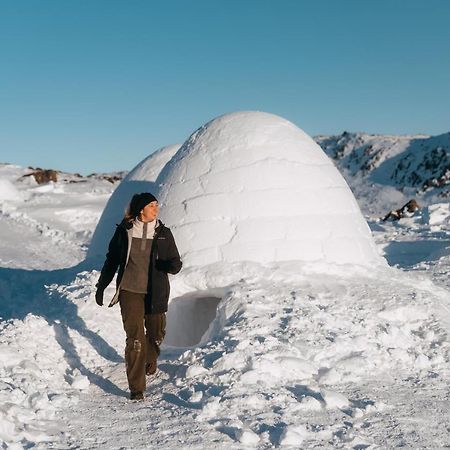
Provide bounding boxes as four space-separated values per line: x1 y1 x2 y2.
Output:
164 293 221 347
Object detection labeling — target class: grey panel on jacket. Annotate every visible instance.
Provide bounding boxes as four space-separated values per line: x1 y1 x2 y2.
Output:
120 238 153 293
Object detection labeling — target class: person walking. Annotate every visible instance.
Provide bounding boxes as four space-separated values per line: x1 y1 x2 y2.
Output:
95 192 182 401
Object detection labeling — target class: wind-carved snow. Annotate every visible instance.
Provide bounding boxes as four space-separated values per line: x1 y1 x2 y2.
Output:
155 111 383 268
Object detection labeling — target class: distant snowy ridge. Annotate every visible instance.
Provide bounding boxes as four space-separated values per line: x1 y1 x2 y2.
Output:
316 131 450 199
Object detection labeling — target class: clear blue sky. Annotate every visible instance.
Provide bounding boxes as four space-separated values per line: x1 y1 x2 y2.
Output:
1 0 449 174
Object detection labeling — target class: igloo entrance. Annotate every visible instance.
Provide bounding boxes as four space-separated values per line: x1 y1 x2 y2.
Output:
164 292 222 347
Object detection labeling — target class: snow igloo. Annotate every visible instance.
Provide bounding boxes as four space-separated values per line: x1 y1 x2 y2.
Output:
155 111 383 268
89 111 384 347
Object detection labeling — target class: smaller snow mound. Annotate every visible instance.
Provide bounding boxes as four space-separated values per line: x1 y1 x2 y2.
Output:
88 144 181 260
126 145 181 181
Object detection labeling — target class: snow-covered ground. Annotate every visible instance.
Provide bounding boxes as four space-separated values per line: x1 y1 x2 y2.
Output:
0 165 117 270
0 144 449 449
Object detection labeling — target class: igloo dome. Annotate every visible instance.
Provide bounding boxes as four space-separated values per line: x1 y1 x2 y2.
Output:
155 111 383 267
88 144 180 259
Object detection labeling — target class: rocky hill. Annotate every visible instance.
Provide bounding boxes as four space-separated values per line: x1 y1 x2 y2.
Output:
316 132 450 200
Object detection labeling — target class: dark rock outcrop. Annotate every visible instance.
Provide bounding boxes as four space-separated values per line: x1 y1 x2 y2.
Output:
382 199 420 222
22 168 58 184
87 173 125 184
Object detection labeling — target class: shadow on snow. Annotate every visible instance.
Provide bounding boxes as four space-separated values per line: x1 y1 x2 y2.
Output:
383 239 450 268
0 261 127 397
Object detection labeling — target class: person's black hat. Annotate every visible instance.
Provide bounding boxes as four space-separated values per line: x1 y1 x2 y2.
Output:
129 192 158 217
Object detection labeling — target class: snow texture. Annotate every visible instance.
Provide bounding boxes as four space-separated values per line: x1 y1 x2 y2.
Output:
153 111 383 268
317 131 450 215
0 164 115 269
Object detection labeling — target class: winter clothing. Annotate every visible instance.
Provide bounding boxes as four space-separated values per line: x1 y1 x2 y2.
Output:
131 218 157 238
130 391 144 401
120 237 153 293
120 218 157 292
144 311 166 375
95 289 104 306
119 290 166 394
96 218 182 314
132 193 158 216
96 213 181 396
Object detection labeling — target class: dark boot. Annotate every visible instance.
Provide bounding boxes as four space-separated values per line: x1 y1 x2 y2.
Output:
130 391 144 401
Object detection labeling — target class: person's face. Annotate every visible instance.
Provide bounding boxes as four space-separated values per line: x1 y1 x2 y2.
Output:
140 201 160 222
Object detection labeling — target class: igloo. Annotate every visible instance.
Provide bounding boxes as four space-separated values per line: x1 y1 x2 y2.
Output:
155 111 384 267
88 144 180 259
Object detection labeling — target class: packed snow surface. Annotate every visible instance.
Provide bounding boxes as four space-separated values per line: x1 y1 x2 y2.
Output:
1 119 450 449
0 164 116 269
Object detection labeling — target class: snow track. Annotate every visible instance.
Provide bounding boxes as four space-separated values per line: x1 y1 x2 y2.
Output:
0 206 84 269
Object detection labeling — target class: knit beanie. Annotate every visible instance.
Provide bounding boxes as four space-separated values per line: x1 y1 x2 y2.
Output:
129 192 158 218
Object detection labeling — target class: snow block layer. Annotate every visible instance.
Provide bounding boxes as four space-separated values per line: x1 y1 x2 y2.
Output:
155 111 383 267
88 144 180 259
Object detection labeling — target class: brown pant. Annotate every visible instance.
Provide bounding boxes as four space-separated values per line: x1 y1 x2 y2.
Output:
119 290 166 393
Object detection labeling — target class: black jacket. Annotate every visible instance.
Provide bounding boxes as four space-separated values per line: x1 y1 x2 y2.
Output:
96 219 182 313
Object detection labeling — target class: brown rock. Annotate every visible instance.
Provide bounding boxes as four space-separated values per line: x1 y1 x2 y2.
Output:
382 199 420 221
22 169 59 184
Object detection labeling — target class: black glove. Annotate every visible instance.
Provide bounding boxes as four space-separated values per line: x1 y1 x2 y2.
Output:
95 289 104 306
